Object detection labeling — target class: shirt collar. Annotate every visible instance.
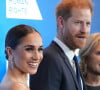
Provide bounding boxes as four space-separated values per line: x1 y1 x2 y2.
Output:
54 37 75 60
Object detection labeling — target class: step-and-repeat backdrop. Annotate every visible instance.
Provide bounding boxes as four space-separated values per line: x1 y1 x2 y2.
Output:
0 0 100 82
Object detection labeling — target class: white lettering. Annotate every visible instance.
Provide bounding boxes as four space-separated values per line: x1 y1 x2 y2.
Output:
8 0 28 5
6 0 43 20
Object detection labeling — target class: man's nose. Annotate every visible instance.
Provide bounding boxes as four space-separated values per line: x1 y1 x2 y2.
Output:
80 23 87 33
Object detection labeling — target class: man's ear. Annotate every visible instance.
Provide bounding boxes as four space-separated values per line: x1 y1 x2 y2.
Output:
57 16 64 29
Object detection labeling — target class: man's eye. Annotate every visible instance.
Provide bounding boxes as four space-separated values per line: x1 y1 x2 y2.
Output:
75 21 81 24
75 22 80 24
86 22 91 26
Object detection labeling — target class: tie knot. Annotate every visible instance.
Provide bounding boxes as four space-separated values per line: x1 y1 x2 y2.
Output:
73 55 80 63
73 55 78 62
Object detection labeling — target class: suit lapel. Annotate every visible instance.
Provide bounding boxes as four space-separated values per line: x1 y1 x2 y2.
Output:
52 41 80 90
61 53 80 90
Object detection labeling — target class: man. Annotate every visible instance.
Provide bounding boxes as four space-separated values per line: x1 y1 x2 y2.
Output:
30 0 93 90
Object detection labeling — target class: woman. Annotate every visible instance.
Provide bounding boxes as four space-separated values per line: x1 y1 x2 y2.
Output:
79 33 100 90
0 24 43 90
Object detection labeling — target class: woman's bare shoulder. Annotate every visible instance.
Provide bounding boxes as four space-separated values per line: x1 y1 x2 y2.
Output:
0 84 10 90
10 82 30 90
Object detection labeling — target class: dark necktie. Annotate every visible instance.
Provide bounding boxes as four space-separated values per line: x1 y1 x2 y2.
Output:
74 56 82 90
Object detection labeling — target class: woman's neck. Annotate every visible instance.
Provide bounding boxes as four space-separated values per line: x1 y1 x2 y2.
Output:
85 73 100 86
8 66 28 85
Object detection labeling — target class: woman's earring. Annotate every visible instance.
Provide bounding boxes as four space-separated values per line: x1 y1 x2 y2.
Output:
9 56 14 69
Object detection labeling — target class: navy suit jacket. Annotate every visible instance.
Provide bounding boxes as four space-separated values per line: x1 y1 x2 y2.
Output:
30 41 87 90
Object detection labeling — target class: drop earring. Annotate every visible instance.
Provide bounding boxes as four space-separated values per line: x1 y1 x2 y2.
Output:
9 56 14 69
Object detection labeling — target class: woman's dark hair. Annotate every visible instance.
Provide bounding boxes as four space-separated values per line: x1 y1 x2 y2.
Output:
5 24 41 59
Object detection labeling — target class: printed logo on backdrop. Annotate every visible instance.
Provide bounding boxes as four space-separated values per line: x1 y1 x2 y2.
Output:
6 0 43 20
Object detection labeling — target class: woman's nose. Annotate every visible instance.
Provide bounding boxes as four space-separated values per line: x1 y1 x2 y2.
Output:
32 51 40 60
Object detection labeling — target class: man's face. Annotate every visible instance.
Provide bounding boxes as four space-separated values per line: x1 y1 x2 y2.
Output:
57 8 92 50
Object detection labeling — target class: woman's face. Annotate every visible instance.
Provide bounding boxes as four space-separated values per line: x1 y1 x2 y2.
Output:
11 32 43 74
87 41 100 75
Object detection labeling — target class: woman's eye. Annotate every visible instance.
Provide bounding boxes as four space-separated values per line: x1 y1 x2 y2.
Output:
96 51 100 55
26 48 33 51
38 47 43 52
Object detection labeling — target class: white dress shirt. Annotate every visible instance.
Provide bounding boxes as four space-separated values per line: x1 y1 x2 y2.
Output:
54 37 76 73
54 37 83 90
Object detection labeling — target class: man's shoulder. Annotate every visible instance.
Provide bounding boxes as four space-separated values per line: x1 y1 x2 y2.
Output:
44 41 62 52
